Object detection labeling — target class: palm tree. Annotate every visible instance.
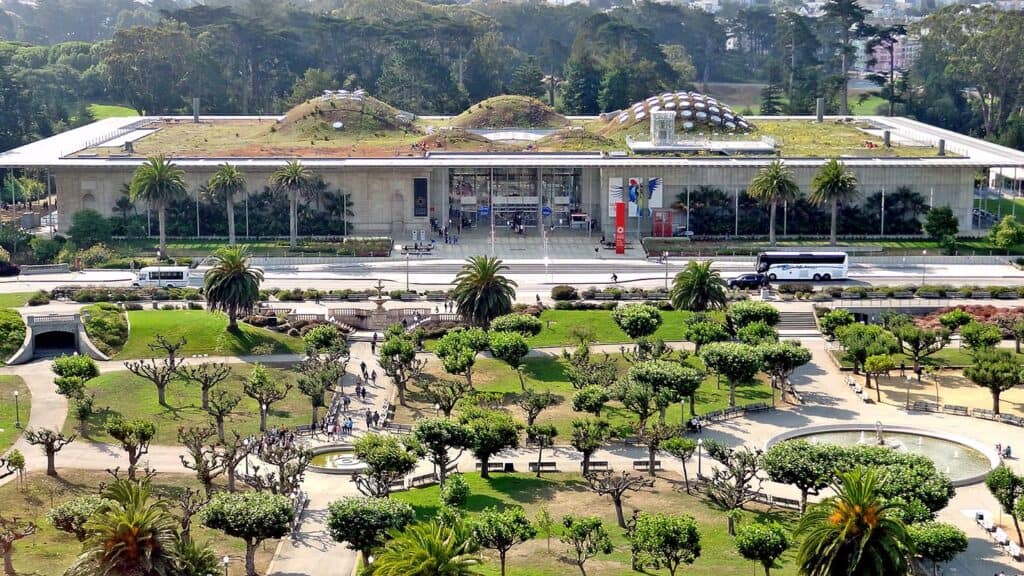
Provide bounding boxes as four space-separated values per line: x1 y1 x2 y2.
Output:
671 260 728 311
208 164 246 246
270 160 312 248
204 246 263 330
371 520 482 576
129 155 187 258
66 480 179 576
810 158 858 246
795 466 913 576
748 160 800 245
114 194 135 223
452 256 517 327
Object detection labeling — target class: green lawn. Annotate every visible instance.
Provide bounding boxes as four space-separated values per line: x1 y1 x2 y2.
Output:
0 470 274 576
527 309 711 347
68 364 315 444
392 472 799 576
400 354 771 439
831 345 1024 369
117 310 304 359
0 293 33 308
87 103 138 119
0 376 29 454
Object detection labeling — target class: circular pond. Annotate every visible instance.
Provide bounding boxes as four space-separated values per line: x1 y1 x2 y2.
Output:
768 424 999 486
308 445 365 475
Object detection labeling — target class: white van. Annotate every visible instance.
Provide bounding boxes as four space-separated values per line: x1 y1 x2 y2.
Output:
132 266 191 288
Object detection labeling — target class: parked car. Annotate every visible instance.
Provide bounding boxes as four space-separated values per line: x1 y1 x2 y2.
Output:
0 262 20 277
728 273 768 290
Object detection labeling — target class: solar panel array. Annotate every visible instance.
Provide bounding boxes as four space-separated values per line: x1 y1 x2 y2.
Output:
615 91 751 132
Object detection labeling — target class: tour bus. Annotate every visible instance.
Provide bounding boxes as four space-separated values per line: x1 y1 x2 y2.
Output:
132 266 192 288
755 251 849 281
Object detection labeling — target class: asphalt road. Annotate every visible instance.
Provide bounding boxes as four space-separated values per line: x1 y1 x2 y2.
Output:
1 261 1023 294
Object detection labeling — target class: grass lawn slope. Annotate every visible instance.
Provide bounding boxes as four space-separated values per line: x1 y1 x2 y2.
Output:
68 364 312 444
116 310 303 359
0 376 29 453
0 470 275 576
393 472 799 576
451 96 569 129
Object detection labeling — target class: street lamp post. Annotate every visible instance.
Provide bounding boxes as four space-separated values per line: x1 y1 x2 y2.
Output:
921 250 927 285
13 390 20 428
663 251 669 290
222 555 230 576
242 438 250 476
905 375 912 410
406 250 410 291
696 438 703 479
261 403 268 432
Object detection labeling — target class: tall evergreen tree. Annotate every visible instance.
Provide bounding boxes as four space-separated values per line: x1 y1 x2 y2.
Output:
507 56 545 99
561 56 602 114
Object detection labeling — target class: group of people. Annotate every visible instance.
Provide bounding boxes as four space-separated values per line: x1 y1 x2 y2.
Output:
255 427 297 455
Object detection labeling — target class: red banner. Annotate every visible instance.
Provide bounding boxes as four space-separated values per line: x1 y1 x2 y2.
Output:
615 201 626 254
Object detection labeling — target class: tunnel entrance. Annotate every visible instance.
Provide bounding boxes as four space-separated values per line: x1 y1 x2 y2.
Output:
33 331 77 357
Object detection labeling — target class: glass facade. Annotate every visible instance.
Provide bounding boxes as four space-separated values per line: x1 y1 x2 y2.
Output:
447 167 584 235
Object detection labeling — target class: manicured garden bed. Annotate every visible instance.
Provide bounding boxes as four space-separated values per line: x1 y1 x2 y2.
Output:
68 364 312 444
116 310 304 359
81 303 128 356
392 472 799 576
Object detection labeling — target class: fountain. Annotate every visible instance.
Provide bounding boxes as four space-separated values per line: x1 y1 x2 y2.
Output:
769 424 999 486
308 444 366 475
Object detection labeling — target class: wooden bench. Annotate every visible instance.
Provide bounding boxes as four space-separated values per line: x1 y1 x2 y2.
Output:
1001 414 1024 427
475 462 514 473
943 404 970 416
528 461 559 473
582 461 611 472
409 473 438 488
744 402 770 413
389 479 406 492
632 460 662 472
386 423 413 433
703 410 723 422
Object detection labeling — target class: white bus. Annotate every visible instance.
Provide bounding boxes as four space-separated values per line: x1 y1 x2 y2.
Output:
132 266 192 288
755 251 849 281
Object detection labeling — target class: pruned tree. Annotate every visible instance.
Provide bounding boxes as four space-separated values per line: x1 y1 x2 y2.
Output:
413 417 471 487
613 377 658 438
177 424 224 497
105 418 156 480
472 506 537 576
459 408 522 480
516 387 558 426
892 325 950 372
326 496 415 566
562 345 618 390
124 334 186 406
423 379 471 418
571 419 610 476
243 363 291 432
201 491 293 576
662 437 697 493
489 330 531 390
296 351 344 428
176 362 230 411
761 440 836 512
584 470 655 529
351 433 422 497
561 515 614 576
527 424 557 478
632 512 702 576
704 445 763 535
213 431 253 492
46 495 109 542
379 333 426 406
641 423 679 478
206 388 241 442
0 451 24 485
173 486 211 544
0 515 36 576
24 428 76 477
243 443 311 496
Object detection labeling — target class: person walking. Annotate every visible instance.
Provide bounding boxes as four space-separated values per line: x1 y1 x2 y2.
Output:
360 360 367 378
342 394 351 412
371 339 377 355
365 409 373 428
372 410 381 428
371 370 377 386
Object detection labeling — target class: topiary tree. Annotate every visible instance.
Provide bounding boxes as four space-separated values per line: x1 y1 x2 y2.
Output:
441 473 471 508
736 321 778 345
907 521 967 576
436 328 489 387
699 342 762 407
489 330 531 389
683 320 729 353
966 348 1024 415
938 308 972 332
761 440 836 512
632 512 701 576
819 308 855 339
105 417 156 480
561 515 614 576
728 301 780 328
863 354 895 402
987 464 1024 545
413 417 472 487
960 320 1003 351
489 313 542 337
612 304 663 340
243 363 292 432
459 408 522 479
757 341 812 404
835 323 899 373
202 491 293 576
735 521 790 576
583 471 655 529
472 506 536 576
572 385 609 416
326 496 415 565
351 433 423 497
379 332 426 406
571 418 610 476
892 324 949 371
662 437 697 493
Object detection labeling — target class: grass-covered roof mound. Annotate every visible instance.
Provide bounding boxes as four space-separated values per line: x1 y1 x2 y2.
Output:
277 94 421 137
536 128 617 151
416 130 515 152
450 95 569 129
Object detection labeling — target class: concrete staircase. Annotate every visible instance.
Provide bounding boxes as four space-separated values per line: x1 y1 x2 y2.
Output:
777 311 819 333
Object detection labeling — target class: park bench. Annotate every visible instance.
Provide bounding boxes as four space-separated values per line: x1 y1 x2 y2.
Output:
632 460 662 472
648 292 669 300
974 408 997 420
386 423 413 434
744 402 770 413
409 473 438 488
1000 414 1024 427
528 461 559 473
582 461 611 472
840 291 863 299
475 461 514 473
771 496 801 510
703 409 723 422
400 293 421 301
388 479 406 492
622 293 643 300
915 401 940 413
943 404 970 416
723 406 744 419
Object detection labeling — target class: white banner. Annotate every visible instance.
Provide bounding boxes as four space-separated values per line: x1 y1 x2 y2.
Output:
608 177 623 217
